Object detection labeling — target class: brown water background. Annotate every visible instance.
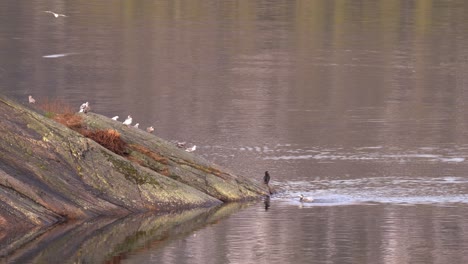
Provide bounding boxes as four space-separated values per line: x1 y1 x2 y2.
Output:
2 1 468 263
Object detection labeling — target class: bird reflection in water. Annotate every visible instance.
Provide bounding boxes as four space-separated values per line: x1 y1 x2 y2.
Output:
264 195 270 210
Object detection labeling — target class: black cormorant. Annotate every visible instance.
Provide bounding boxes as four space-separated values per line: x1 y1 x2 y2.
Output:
263 171 270 185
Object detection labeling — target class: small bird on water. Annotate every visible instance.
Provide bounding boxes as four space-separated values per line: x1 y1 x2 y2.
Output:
146 126 154 133
111 116 119 121
123 115 132 126
299 194 314 203
79 102 90 113
263 171 270 185
28 95 36 104
43 11 67 18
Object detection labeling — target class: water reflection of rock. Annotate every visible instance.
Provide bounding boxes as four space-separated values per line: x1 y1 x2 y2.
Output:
3 203 249 263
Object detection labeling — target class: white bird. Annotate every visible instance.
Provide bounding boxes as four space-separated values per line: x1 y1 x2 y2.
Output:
185 145 197 152
28 95 36 104
43 11 67 18
123 115 132 126
133 123 139 128
79 102 90 113
299 194 314 203
111 116 119 120
42 53 75 58
146 126 154 133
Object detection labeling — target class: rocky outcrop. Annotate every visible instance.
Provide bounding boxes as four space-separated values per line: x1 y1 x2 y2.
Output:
82 113 267 202
0 95 268 241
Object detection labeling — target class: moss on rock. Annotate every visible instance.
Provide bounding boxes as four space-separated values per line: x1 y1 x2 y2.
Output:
0 94 269 250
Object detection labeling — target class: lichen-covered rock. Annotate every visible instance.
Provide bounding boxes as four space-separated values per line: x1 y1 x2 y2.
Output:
0 95 268 240
82 113 268 202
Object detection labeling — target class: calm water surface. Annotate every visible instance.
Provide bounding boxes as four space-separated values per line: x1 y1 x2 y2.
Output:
2 0 468 263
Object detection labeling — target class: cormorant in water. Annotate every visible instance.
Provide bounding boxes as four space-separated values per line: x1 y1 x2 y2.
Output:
263 171 270 185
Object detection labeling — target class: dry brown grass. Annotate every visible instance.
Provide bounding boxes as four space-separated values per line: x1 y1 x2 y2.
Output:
82 129 128 155
34 97 84 133
34 97 129 156
129 144 169 165
36 98 75 117
127 145 170 176
53 113 83 130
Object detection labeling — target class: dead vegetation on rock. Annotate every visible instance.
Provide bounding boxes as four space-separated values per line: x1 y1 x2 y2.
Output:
82 129 128 155
35 99 129 156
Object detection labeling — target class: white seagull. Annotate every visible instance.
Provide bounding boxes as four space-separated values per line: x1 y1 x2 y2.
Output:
28 95 36 104
123 115 132 126
299 194 314 203
133 123 139 128
185 145 197 152
42 53 76 59
111 116 119 121
43 11 67 18
79 102 90 113
146 126 154 133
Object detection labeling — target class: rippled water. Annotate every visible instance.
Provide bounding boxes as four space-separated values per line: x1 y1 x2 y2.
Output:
2 0 468 263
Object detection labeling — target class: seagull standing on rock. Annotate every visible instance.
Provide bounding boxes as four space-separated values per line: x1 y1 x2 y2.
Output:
146 126 154 133
111 116 119 121
185 145 197 152
79 102 90 113
133 123 139 128
123 115 132 126
28 95 36 104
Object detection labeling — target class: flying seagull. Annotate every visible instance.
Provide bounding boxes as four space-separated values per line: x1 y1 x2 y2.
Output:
42 53 77 59
123 115 132 126
146 126 154 133
111 116 119 120
79 102 90 113
28 95 36 104
43 11 67 18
